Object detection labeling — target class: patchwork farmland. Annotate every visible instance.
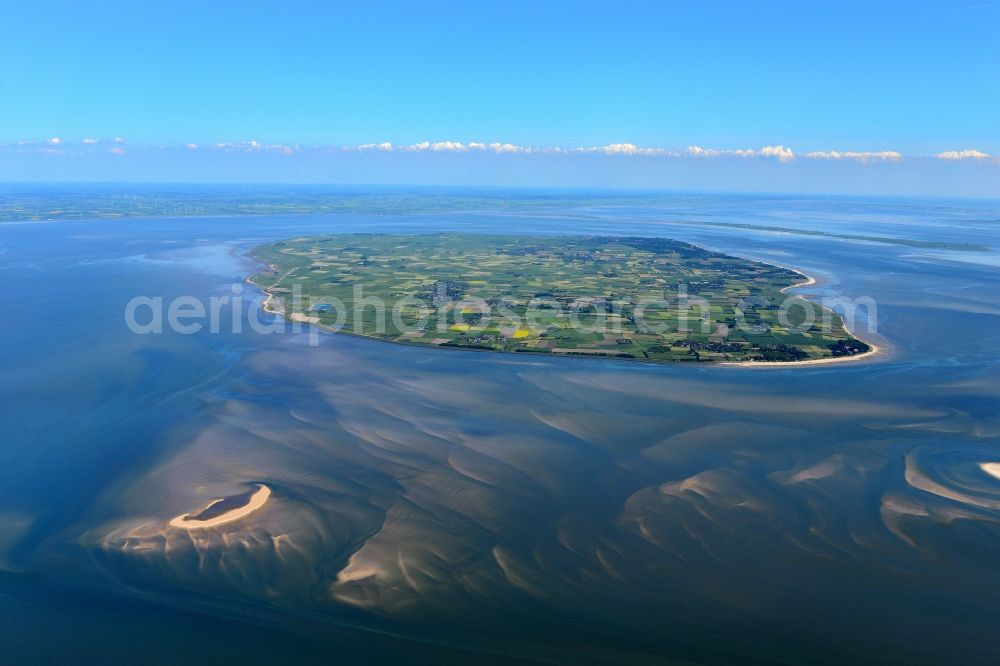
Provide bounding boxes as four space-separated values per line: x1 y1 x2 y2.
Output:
251 234 869 362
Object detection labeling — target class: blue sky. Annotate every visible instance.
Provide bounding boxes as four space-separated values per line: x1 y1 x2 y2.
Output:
2 1 998 194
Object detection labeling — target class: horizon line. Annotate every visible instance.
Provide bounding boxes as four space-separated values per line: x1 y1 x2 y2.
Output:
2 180 999 203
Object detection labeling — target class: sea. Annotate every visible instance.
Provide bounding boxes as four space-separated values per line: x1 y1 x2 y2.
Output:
1 188 999 664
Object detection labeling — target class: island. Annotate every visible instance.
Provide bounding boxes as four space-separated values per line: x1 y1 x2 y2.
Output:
250 233 874 364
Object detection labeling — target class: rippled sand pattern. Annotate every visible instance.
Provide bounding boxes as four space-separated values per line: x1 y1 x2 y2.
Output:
82 340 1000 660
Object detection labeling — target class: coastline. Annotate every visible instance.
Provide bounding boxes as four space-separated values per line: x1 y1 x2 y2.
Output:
251 260 292 317
248 245 886 369
720 269 883 368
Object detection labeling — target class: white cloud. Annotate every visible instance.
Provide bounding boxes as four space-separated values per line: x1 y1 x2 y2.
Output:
402 141 431 152
398 141 539 154
601 143 656 156
573 143 672 156
401 141 462 152
20 137 990 166
805 150 903 163
599 143 640 155
337 140 918 163
685 145 788 160
431 141 467 152
685 145 721 157
210 140 297 154
489 142 524 154
357 141 912 164
936 149 990 160
465 142 530 153
759 145 795 162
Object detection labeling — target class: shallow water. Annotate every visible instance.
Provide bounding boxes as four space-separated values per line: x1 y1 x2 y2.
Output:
1 193 999 663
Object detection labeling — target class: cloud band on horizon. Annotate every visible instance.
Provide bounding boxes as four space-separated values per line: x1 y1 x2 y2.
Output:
2 138 996 165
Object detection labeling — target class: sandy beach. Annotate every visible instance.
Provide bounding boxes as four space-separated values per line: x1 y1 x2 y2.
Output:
261 291 282 315
782 273 817 291
723 344 881 368
252 262 293 317
168 484 272 529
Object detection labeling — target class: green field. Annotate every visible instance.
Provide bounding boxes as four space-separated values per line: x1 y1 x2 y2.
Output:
250 233 870 363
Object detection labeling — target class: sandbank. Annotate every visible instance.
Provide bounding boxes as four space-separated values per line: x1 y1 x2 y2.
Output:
980 462 1000 481
169 484 271 530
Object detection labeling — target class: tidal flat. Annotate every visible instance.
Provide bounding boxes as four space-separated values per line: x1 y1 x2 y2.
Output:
1 191 999 664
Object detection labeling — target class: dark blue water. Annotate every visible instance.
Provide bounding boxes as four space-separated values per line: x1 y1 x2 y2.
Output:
1 194 999 664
